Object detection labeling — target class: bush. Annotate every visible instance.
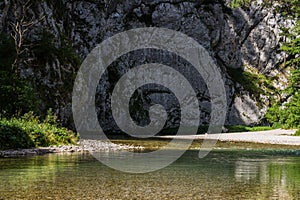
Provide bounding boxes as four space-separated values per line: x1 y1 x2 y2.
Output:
0 111 78 150
295 129 300 136
266 93 300 129
0 122 35 150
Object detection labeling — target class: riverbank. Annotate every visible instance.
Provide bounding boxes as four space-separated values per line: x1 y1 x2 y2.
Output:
156 129 300 146
0 140 144 157
1 129 299 157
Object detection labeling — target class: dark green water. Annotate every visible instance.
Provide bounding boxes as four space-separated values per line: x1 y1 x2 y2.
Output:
1 149 300 199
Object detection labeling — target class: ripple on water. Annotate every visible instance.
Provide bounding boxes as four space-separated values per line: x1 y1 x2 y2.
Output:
0 149 300 199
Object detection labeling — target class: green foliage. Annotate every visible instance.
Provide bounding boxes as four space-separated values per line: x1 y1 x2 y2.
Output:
295 129 300 136
288 70 300 94
59 35 81 66
274 0 300 18
228 0 251 8
225 125 274 133
280 20 300 68
44 108 57 125
228 68 276 107
0 33 40 117
0 121 35 150
0 111 78 150
33 30 80 66
283 94 300 128
0 3 81 147
277 1 300 80
32 30 57 63
266 0 300 131
266 93 300 129
31 30 80 110
265 104 283 127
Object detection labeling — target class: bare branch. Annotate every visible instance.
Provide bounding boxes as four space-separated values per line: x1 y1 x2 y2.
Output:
10 0 34 67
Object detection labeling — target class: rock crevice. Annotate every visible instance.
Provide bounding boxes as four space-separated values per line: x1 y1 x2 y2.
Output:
0 0 291 130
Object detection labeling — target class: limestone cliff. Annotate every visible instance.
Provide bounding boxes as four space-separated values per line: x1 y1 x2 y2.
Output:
0 0 292 132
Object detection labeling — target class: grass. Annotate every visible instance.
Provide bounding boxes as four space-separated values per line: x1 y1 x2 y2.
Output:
0 112 78 150
160 125 274 134
225 125 274 133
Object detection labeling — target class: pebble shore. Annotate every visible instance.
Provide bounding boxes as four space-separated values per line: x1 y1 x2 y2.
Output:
1 129 298 157
156 129 299 145
0 140 144 157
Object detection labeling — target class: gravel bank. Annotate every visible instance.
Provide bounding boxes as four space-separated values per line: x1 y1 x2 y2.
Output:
156 129 300 146
0 140 144 157
1 129 298 157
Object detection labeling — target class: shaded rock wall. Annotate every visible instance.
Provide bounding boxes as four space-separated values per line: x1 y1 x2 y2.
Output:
0 0 290 131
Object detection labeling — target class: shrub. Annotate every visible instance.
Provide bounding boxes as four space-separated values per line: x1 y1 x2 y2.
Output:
266 93 300 129
0 122 35 150
0 111 78 150
267 0 300 132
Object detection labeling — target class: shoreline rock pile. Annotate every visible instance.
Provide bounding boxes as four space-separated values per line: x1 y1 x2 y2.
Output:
0 140 144 157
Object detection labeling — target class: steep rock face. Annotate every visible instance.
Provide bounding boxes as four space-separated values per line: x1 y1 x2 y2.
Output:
0 0 289 131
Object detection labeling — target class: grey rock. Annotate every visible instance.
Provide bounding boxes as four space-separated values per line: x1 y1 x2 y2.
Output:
0 140 144 157
0 0 292 131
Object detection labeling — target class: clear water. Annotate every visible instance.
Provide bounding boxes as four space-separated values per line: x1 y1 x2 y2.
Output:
0 149 300 199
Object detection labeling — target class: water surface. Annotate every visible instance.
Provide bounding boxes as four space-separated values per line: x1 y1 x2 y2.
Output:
0 148 300 199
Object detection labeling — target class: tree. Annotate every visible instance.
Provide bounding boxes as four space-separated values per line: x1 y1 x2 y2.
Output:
10 0 44 69
0 0 42 117
266 0 300 129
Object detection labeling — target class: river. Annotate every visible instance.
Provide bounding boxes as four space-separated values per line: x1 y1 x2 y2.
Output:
0 146 300 199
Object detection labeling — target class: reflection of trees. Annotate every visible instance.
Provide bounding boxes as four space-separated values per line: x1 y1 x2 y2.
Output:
235 159 262 182
269 161 300 199
1 152 300 199
0 153 81 190
234 157 300 199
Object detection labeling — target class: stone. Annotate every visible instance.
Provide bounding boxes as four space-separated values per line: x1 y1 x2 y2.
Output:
0 0 292 130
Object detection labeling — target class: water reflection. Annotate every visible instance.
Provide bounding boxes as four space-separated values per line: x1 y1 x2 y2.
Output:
0 150 300 199
235 159 266 182
233 154 300 199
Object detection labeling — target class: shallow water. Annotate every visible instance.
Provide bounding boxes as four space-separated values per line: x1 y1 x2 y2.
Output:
0 148 300 199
